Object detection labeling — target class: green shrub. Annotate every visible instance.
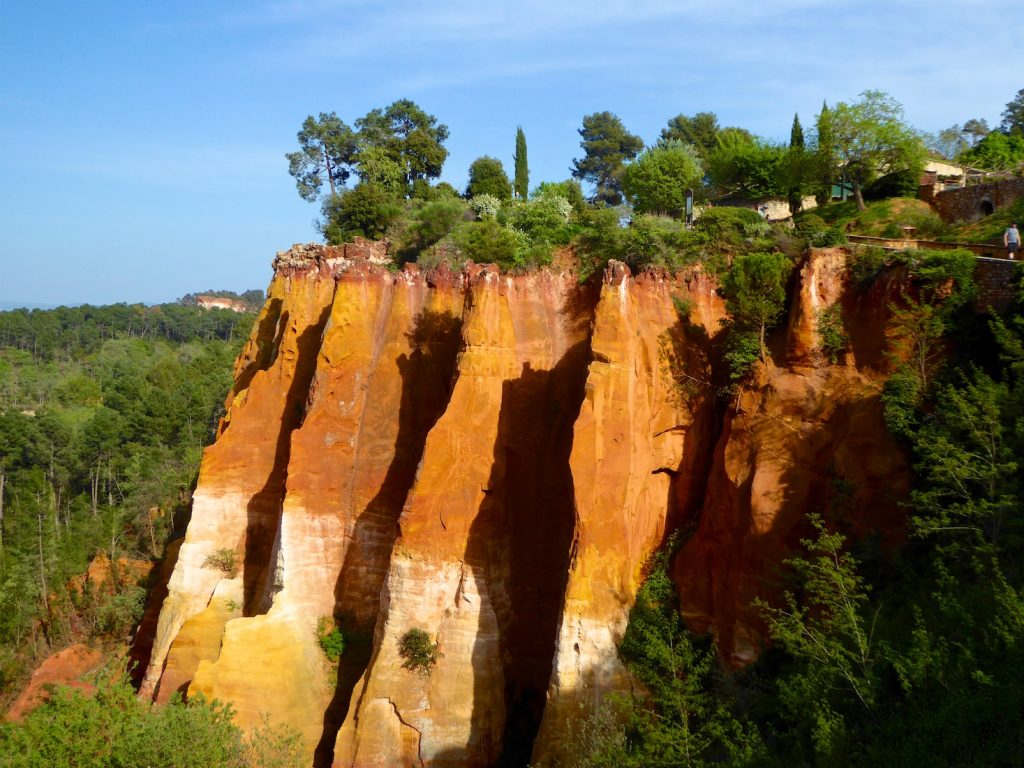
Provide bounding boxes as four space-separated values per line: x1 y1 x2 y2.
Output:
795 213 847 247
404 199 469 254
849 245 890 288
0 675 303 768
816 303 848 363
506 192 575 246
95 584 146 637
693 206 765 248
452 219 535 270
398 628 440 674
317 617 345 663
321 184 403 244
202 548 237 577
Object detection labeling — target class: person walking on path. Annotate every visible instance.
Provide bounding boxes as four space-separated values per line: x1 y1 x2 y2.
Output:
1005 222 1020 259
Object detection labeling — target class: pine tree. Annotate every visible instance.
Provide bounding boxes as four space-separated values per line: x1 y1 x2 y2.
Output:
514 126 529 200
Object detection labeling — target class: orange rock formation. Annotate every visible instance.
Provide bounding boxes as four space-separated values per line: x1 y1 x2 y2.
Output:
139 244 908 767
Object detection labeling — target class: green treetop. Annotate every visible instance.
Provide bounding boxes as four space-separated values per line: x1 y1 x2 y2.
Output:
285 112 357 202
622 141 703 217
821 90 926 211
354 99 449 194
465 156 512 200
572 111 644 206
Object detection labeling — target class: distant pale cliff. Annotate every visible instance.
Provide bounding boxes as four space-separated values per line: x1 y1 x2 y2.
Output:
137 242 907 766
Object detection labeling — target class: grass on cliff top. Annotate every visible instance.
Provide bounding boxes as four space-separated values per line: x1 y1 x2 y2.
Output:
807 198 950 240
810 194 1024 245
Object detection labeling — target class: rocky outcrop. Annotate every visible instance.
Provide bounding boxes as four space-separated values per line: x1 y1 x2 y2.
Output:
139 244 909 767
675 248 909 665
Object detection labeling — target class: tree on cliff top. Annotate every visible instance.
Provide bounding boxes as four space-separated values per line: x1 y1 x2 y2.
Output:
465 156 512 200
622 141 703 217
571 111 644 206
286 112 357 202
819 91 926 211
514 127 529 200
354 99 449 194
720 250 793 362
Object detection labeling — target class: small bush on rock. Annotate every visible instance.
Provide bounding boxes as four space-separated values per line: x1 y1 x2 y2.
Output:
399 628 440 674
317 617 345 663
202 548 237 577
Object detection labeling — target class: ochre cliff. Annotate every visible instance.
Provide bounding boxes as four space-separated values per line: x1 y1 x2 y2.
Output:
139 243 908 766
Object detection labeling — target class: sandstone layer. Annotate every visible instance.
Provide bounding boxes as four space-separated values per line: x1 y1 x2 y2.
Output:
140 244 908 767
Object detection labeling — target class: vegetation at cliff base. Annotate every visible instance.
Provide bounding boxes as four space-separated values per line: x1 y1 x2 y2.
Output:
0 674 302 768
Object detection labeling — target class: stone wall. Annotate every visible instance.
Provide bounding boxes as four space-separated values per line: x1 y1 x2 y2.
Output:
922 178 1024 224
974 257 1020 313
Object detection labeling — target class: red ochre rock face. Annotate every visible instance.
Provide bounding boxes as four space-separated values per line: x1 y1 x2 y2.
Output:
138 244 908 767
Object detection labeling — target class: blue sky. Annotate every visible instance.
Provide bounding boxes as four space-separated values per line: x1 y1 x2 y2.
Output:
0 0 1019 306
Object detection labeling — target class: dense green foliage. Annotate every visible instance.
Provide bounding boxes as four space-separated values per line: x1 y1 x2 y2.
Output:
623 141 703 216
959 130 1024 171
465 156 512 200
0 675 301 767
316 617 345 663
820 91 927 210
706 134 788 201
660 112 727 160
0 303 249 698
720 251 793 372
320 184 403 243
288 99 449 209
570 540 761 767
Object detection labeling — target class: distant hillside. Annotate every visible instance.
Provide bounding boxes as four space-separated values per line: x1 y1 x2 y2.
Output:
178 289 265 313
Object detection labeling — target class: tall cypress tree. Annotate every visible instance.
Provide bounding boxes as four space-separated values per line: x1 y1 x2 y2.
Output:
514 126 529 200
787 113 806 215
815 101 834 208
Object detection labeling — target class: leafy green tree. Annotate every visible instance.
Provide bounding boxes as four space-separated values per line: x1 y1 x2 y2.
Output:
999 87 1024 135
465 156 512 200
572 540 761 767
285 112 357 202
571 111 644 206
622 141 703 216
720 251 792 362
959 130 1024 170
659 112 722 159
514 127 529 200
706 133 788 201
821 91 926 211
354 99 449 194
756 516 880 761
814 101 835 207
353 144 405 195
320 184 403 244
786 113 811 215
